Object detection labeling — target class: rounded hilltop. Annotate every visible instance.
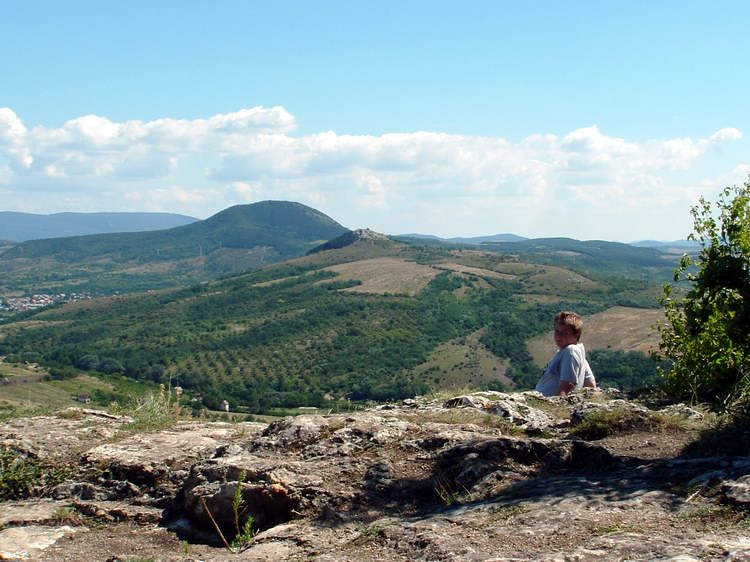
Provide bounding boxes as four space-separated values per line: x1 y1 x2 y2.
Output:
350 228 389 242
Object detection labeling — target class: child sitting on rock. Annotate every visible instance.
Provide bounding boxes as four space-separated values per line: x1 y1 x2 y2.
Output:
535 311 597 397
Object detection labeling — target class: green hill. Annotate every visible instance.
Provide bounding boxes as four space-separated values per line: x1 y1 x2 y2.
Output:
1 201 347 262
0 201 349 294
394 235 676 282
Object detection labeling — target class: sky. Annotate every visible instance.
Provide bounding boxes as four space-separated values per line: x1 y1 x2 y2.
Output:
1 1 749 242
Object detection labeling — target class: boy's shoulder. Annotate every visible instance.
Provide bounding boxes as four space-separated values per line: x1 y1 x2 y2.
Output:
561 343 585 359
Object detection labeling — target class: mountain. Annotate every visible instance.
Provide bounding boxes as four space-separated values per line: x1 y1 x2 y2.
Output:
0 211 199 242
0 201 349 293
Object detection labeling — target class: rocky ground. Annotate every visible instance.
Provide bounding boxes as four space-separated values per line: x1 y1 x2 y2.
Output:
1 390 749 561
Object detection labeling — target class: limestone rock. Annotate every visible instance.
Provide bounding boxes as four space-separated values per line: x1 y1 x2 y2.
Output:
0 525 83 561
722 474 750 506
0 392 747 561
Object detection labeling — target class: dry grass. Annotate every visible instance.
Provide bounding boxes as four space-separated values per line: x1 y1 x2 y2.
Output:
436 263 516 281
526 305 664 367
569 408 690 440
321 258 441 296
583 306 664 353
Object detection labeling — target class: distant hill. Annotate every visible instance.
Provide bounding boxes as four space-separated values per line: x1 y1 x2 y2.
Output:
393 235 676 283
0 211 199 242
474 237 674 281
398 233 527 244
630 239 701 254
0 201 349 293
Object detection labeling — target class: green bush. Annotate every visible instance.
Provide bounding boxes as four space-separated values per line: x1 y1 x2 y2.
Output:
657 182 750 412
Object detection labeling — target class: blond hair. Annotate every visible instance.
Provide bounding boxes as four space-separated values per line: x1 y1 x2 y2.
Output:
554 311 583 341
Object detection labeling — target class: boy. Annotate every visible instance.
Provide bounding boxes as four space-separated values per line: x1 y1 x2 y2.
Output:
535 311 597 397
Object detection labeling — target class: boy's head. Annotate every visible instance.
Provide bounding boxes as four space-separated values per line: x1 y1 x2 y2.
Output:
553 311 583 347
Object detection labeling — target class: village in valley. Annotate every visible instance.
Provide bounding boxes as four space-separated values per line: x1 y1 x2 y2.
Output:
0 292 92 313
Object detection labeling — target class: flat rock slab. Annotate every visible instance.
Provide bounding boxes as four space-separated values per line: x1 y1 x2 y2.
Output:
0 410 127 459
82 421 265 471
72 500 164 524
0 525 83 561
0 500 61 527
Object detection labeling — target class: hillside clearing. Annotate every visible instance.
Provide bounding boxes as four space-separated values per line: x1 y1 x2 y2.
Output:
436 262 516 281
322 258 441 296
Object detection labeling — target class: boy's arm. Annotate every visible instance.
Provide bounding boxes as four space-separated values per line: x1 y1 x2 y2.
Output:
558 380 576 396
583 359 596 388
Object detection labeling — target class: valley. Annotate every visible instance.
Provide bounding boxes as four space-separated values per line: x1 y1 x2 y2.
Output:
0 201 679 416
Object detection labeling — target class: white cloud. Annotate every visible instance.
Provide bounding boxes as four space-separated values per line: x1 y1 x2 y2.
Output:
0 108 33 169
710 128 743 143
0 106 746 241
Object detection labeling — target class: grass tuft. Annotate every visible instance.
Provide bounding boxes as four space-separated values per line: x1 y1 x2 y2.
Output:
0 446 70 500
569 408 688 440
0 404 53 422
112 384 184 433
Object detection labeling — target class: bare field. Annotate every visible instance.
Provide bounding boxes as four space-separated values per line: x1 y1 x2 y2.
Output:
521 265 602 293
436 262 516 281
527 306 664 367
323 258 441 296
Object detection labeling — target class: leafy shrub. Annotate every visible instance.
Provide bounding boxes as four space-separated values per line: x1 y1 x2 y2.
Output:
48 366 78 380
657 182 750 412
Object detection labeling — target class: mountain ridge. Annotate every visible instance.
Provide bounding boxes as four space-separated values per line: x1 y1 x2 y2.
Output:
0 201 350 293
0 211 199 242
0 201 348 262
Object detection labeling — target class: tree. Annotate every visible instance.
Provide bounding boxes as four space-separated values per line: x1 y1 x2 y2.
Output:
76 354 100 371
98 357 125 375
658 181 750 411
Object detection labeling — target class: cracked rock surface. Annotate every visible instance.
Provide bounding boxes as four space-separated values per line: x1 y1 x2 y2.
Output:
1 391 749 561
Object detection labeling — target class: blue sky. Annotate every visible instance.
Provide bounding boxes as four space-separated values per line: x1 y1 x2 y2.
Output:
1 1 748 241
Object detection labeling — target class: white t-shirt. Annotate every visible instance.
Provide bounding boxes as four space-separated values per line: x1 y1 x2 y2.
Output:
535 343 595 397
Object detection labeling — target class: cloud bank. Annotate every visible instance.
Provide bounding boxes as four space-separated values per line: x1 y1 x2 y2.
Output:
0 106 745 241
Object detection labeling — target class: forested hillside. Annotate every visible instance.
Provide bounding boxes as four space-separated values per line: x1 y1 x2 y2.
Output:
0 201 349 294
0 237 670 412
